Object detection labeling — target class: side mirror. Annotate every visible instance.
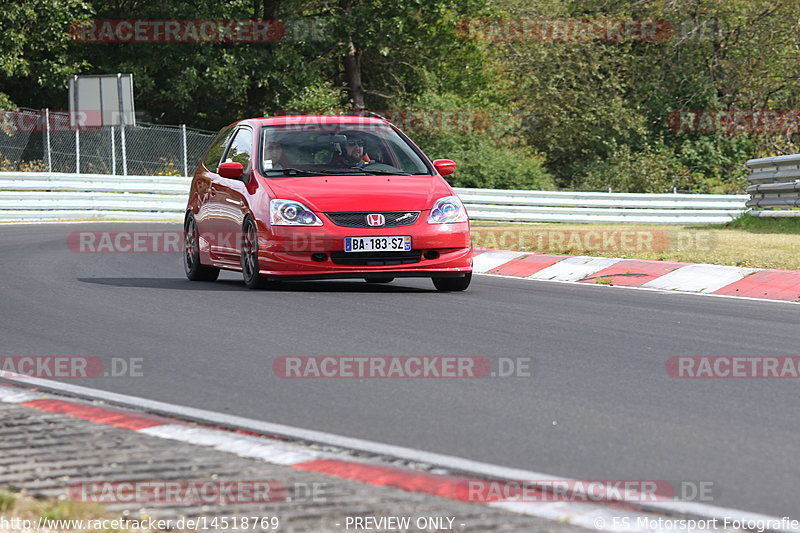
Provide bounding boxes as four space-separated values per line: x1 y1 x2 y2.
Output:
433 159 456 176
218 161 244 179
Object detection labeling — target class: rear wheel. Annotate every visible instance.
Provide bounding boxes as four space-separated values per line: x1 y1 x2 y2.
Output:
241 218 275 290
184 214 220 281
365 277 394 284
432 273 471 292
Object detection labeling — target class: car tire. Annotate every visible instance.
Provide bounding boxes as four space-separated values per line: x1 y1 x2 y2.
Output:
432 273 471 292
184 214 220 281
241 217 275 290
365 277 394 284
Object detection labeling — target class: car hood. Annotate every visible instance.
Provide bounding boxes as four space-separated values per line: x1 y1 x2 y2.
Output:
263 175 452 212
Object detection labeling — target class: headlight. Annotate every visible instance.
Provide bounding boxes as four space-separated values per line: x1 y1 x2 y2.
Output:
270 199 323 226
427 195 468 224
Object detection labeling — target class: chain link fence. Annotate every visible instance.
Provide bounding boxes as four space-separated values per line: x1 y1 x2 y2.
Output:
0 108 215 176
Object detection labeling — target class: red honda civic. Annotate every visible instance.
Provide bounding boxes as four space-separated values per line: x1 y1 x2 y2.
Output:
183 115 472 290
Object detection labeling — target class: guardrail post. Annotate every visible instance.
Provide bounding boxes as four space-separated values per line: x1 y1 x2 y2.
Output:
181 124 188 177
44 109 52 173
121 124 128 176
111 126 116 175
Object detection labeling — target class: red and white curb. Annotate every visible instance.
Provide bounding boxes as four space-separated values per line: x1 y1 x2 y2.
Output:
0 374 791 532
473 250 800 303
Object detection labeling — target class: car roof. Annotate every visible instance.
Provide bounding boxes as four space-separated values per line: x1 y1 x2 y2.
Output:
254 115 390 126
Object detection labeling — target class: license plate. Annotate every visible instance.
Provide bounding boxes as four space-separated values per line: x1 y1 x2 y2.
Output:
345 236 411 252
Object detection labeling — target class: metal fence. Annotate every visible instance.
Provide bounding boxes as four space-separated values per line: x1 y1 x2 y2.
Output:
0 172 749 224
0 108 215 177
745 154 800 216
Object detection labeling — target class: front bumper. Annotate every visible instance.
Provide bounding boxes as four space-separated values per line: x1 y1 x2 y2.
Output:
257 221 472 278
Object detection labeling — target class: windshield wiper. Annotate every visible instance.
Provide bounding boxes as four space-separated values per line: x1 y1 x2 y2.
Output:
344 167 412 176
265 167 343 176
266 166 412 176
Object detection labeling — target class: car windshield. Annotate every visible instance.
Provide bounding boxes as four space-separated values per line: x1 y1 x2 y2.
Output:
260 122 431 177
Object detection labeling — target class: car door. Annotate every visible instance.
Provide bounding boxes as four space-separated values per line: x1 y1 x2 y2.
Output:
209 126 254 263
195 126 234 252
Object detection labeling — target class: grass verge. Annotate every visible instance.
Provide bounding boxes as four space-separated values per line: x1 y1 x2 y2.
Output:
0 488 150 532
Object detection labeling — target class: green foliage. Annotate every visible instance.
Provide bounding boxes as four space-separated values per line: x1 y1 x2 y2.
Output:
2 0 799 193
420 132 554 189
284 82 348 114
0 0 91 107
0 490 14 512
578 144 686 193
497 0 800 192
577 137 751 193
673 137 753 193
400 91 554 189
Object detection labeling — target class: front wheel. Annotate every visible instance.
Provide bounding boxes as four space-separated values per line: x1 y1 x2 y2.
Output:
241 218 275 290
184 214 220 281
432 273 471 292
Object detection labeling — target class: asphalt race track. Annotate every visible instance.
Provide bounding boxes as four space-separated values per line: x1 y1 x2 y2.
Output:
1 223 799 519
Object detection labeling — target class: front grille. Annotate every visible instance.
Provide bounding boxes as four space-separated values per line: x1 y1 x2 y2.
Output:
325 211 420 228
330 251 421 266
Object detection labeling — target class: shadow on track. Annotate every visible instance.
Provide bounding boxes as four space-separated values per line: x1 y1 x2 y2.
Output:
77 278 434 293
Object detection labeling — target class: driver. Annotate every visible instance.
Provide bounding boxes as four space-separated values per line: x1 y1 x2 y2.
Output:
264 139 290 169
330 134 372 168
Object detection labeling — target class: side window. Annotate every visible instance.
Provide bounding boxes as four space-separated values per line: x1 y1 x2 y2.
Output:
203 126 234 172
224 128 253 174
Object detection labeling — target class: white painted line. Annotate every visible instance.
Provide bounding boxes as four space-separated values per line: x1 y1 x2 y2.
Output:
0 385 43 403
529 256 621 282
141 424 320 465
472 251 526 273
642 264 760 293
0 376 791 533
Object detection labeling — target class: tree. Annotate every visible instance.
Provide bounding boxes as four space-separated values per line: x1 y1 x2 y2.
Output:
493 0 800 191
0 0 92 110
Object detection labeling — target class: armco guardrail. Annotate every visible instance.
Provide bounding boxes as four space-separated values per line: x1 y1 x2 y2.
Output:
0 172 189 221
456 188 747 224
0 172 748 224
745 154 800 216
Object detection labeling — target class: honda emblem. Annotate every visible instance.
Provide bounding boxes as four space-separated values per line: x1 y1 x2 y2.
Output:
366 213 385 226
